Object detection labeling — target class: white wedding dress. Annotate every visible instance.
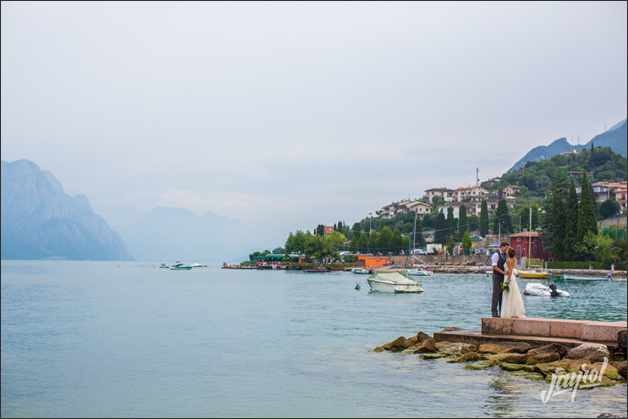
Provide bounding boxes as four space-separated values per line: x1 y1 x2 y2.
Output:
501 269 526 318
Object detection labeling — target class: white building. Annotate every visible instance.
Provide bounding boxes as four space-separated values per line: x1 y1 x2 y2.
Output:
405 200 432 216
376 199 433 219
424 188 455 204
455 186 489 203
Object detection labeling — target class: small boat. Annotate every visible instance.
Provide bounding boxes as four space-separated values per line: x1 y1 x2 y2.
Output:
190 263 208 268
159 263 170 269
367 272 424 294
169 262 193 270
562 274 612 282
351 267 371 275
523 283 570 297
518 270 550 280
406 268 433 277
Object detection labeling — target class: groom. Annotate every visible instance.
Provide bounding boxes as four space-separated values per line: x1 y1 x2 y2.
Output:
491 242 509 317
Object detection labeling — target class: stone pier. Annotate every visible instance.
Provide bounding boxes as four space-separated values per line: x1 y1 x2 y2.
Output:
434 317 627 349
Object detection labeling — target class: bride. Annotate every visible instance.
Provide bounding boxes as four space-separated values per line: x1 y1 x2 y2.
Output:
501 247 526 318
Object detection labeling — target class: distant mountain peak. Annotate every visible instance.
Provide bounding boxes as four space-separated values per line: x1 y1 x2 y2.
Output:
1 159 132 260
510 118 627 172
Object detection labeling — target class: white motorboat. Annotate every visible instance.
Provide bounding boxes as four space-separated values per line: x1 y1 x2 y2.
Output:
406 268 433 277
169 262 193 270
367 272 424 294
351 267 371 275
190 263 208 268
523 283 570 297
562 274 612 281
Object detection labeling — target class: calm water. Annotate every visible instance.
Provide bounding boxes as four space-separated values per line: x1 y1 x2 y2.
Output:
1 261 627 417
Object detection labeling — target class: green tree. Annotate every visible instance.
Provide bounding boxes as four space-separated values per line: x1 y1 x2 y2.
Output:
493 199 512 236
378 226 394 253
458 205 468 238
462 231 473 255
434 212 448 244
544 181 567 259
577 174 597 243
563 181 579 259
446 207 456 241
479 200 489 237
599 199 621 220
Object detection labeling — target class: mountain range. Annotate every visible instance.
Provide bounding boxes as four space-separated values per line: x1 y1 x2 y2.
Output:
116 206 255 262
510 118 627 171
1 159 132 260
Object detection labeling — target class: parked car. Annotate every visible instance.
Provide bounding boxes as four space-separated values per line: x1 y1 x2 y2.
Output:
412 248 427 255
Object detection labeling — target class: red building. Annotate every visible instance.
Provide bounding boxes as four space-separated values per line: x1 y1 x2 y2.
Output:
510 232 547 260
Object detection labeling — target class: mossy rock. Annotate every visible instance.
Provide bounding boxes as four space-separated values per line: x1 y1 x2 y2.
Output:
590 362 621 381
464 360 493 370
420 353 448 360
488 353 527 365
499 362 527 372
447 352 485 363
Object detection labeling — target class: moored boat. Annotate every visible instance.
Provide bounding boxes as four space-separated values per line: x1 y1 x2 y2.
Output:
523 282 570 297
351 267 370 275
169 262 193 270
367 272 424 293
562 274 612 281
518 270 550 280
406 268 433 277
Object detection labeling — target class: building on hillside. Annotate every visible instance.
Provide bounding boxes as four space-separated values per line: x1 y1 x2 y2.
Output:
502 185 521 198
509 231 546 260
323 226 335 235
591 181 628 210
376 199 432 218
454 185 489 203
438 204 460 219
424 188 455 204
405 200 432 216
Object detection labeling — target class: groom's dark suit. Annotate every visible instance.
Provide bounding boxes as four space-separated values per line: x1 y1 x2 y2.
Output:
491 251 507 317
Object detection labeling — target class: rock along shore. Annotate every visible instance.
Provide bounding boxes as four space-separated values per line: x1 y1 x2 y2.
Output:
374 328 628 388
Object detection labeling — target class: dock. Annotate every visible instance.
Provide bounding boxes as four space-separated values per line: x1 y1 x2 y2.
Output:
434 317 627 350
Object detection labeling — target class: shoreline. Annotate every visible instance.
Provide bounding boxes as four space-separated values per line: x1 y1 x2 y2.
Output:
222 262 627 278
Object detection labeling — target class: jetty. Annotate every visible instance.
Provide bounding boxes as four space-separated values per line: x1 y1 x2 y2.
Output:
374 317 627 386
435 317 627 350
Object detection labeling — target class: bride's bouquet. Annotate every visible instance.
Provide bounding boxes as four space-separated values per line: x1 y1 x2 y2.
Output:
501 279 510 291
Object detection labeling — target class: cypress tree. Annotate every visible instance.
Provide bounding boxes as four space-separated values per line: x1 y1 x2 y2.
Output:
458 205 467 238
545 182 567 259
577 174 597 243
479 200 489 237
434 212 448 244
494 199 513 235
446 207 456 241
563 181 578 259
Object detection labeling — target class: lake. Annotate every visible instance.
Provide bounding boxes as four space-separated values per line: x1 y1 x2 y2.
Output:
1 261 627 417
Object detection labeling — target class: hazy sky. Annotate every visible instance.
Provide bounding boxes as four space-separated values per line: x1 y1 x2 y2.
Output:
2 1 626 234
